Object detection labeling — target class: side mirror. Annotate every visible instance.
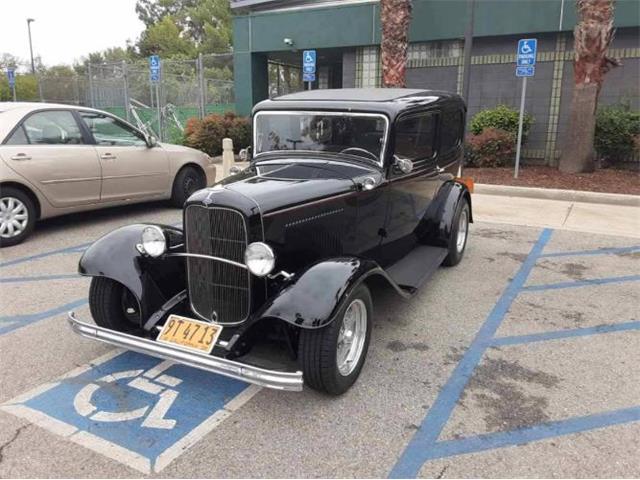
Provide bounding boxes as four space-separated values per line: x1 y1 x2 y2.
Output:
394 156 413 174
145 135 157 148
239 146 252 162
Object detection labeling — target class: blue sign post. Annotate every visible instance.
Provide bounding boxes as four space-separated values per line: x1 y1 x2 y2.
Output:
302 50 316 86
149 55 162 141
514 39 537 178
149 55 160 84
7 69 16 101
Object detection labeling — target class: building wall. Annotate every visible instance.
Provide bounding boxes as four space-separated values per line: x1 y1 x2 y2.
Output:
232 0 640 163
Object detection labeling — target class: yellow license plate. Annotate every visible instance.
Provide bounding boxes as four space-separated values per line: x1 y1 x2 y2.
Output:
157 314 222 354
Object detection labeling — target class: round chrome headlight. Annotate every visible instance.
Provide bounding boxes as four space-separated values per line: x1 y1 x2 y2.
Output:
141 226 166 258
244 242 275 277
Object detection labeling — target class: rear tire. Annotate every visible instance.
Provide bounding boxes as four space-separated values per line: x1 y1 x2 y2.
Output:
171 166 205 207
443 198 470 267
0 187 36 247
89 277 141 332
298 285 372 395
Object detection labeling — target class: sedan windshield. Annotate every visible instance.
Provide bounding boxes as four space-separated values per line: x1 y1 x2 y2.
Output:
254 112 387 164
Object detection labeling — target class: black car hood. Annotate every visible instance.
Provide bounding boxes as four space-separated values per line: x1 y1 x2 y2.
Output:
190 159 380 215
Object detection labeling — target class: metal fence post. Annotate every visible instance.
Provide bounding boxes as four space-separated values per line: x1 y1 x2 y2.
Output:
198 53 206 119
156 60 163 142
122 60 130 121
87 63 95 108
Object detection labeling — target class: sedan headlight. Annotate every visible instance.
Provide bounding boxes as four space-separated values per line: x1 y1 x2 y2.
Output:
140 226 166 258
244 242 275 277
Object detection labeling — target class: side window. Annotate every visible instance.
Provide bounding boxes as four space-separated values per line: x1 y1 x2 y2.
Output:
5 125 29 145
395 112 436 161
21 110 84 145
440 109 463 152
79 112 146 146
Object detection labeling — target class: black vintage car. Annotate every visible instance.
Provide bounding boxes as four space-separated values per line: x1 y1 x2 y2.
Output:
69 88 473 395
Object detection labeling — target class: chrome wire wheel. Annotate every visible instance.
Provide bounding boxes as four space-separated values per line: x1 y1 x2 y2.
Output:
0 197 29 239
456 206 469 253
336 298 368 376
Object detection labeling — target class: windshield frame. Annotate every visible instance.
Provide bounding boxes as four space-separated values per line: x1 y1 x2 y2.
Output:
253 110 389 167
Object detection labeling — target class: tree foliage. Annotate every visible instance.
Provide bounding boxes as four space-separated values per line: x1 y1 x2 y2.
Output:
136 0 232 55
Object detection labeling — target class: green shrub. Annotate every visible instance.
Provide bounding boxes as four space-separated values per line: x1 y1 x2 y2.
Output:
465 128 515 168
184 112 251 156
594 105 640 162
470 104 533 143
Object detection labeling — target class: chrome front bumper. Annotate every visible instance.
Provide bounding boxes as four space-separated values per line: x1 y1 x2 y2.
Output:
67 312 304 391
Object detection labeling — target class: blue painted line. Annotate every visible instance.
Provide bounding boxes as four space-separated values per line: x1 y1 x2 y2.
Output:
0 242 90 268
540 245 640 258
389 228 554 479
0 298 87 336
412 406 640 464
491 320 640 347
523 275 640 292
0 273 80 284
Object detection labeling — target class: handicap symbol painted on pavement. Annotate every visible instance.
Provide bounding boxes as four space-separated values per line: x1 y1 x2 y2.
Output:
1 351 257 473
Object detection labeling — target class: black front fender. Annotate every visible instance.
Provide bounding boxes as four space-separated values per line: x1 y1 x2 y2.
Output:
79 224 185 322
256 257 406 329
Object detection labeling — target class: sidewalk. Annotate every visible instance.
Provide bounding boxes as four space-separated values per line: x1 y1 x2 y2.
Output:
473 193 640 238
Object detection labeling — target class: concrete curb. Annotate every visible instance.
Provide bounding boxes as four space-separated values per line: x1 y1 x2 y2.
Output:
475 183 640 207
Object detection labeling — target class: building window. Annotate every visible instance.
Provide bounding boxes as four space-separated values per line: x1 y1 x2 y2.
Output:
318 66 329 89
356 46 380 87
408 40 463 61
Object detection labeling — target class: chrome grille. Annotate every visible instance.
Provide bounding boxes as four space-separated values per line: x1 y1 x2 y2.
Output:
185 205 250 324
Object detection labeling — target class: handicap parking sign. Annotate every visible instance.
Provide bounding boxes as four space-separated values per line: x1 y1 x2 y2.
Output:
2 351 253 473
517 38 537 66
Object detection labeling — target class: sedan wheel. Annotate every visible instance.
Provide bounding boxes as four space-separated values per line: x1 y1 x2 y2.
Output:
0 188 36 247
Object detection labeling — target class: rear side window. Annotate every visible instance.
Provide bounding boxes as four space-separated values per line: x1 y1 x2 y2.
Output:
5 125 29 145
440 109 463 151
394 112 437 160
21 110 84 145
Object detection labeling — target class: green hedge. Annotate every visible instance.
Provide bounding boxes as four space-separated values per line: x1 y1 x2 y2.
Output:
470 104 534 143
595 105 640 162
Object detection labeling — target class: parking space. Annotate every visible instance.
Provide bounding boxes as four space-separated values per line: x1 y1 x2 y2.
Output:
0 204 639 477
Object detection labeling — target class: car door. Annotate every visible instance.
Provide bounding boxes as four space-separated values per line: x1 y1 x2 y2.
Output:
379 110 442 266
77 111 170 202
0 109 102 207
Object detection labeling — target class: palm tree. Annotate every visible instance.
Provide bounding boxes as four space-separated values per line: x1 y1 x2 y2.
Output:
380 0 413 88
559 0 619 173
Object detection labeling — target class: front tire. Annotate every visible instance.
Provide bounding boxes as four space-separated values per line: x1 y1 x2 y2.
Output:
443 198 470 267
89 277 141 332
171 166 206 207
298 285 373 395
0 187 36 247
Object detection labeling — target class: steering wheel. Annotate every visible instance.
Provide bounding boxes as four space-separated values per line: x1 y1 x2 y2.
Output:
339 147 378 161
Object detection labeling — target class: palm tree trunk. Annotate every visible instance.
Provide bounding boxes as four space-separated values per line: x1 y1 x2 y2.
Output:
380 0 413 88
559 0 619 173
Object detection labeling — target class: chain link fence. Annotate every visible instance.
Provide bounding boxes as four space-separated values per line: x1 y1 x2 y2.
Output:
35 53 234 143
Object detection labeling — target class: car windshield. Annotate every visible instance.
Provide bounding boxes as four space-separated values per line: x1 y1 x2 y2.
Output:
254 111 387 164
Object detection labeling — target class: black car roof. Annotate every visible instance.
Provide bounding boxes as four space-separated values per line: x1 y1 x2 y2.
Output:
253 88 465 120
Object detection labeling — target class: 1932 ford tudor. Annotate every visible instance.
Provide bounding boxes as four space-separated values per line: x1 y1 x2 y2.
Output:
69 88 472 395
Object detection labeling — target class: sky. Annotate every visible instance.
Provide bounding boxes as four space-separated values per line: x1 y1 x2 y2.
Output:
0 0 145 69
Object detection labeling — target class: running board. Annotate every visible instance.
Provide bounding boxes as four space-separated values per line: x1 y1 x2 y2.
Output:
386 245 448 290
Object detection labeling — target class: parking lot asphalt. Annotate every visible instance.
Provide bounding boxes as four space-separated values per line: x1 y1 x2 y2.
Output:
0 201 639 478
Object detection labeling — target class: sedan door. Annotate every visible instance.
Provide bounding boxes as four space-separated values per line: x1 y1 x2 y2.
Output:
0 109 102 207
77 111 170 202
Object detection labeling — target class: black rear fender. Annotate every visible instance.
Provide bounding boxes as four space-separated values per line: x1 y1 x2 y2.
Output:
417 180 472 248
